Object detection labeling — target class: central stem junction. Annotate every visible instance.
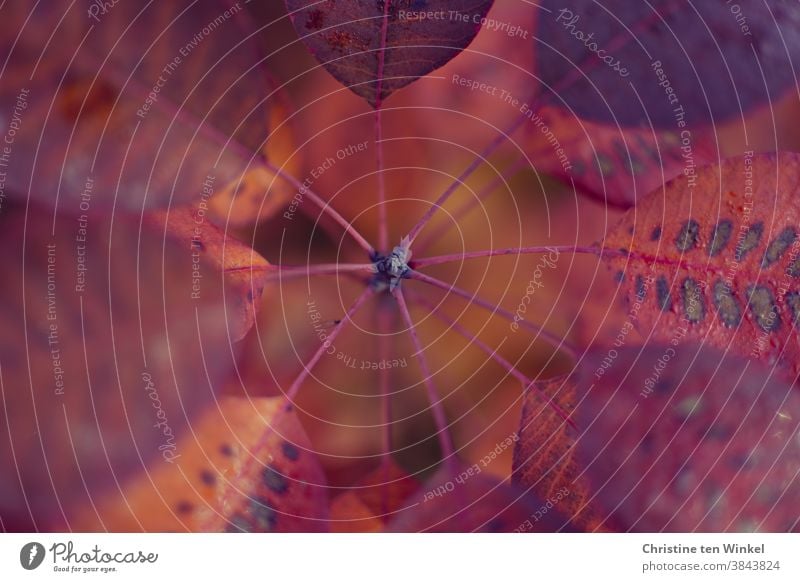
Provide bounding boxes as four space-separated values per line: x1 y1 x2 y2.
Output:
370 237 412 292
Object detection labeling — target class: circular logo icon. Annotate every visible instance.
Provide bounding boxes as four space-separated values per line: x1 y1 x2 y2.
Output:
20 542 46 570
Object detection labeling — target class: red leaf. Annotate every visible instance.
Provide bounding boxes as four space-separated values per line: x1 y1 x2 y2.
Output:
284 0 494 107
0 1 271 210
526 106 716 208
601 151 800 383
576 344 800 532
330 459 420 532
536 1 800 127
0 202 252 530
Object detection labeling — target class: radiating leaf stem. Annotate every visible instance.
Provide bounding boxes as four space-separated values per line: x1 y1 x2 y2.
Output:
406 288 576 429
407 270 578 359
412 245 606 268
374 0 391 253
265 161 375 255
413 157 528 255
394 288 455 461
377 302 393 475
405 114 529 245
284 287 373 402
260 262 374 281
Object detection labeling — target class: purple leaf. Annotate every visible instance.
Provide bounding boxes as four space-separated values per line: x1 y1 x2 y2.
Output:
285 0 494 107
0 201 246 530
576 344 800 532
0 1 271 210
536 0 800 127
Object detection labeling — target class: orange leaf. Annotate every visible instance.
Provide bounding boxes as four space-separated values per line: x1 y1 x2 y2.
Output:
512 374 604 531
145 207 272 341
601 151 800 383
196 403 330 532
210 98 303 227
71 396 328 532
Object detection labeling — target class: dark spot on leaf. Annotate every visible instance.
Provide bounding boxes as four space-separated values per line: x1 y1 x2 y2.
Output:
281 441 300 461
176 500 194 514
219 443 234 457
746 285 780 332
705 422 733 441
681 278 705 323
755 485 779 506
639 431 655 453
486 518 507 532
712 280 741 328
635 275 647 301
703 486 726 511
225 514 251 533
675 219 700 252
650 225 662 241
786 291 800 327
655 378 673 394
250 497 277 531
614 139 643 174
708 219 733 257
674 465 695 495
728 453 752 471
762 227 797 267
613 270 624 283
262 465 289 495
200 470 216 486
735 222 764 261
635 134 660 161
787 257 800 278
656 276 672 311
597 154 614 176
